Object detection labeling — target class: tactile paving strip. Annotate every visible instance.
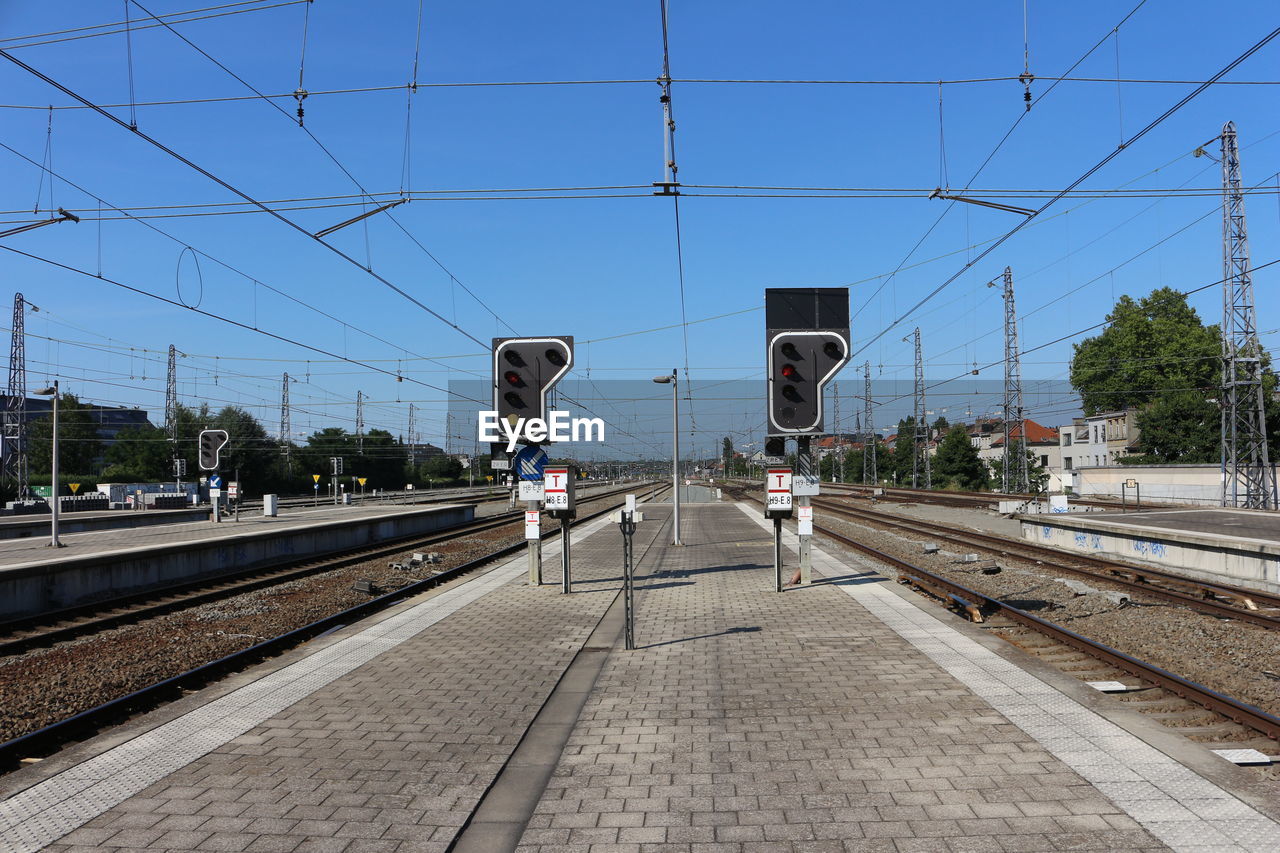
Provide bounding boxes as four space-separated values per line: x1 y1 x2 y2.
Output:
0 513 614 853
738 503 1280 853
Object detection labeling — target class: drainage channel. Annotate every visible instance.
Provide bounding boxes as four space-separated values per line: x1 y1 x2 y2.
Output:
446 511 672 852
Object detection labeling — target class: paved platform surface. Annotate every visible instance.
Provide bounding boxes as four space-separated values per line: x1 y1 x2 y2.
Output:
1087 508 1280 543
1 502 1277 852
0 503 471 570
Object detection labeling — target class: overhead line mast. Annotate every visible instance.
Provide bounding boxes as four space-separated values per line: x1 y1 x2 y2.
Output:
3 293 29 498
993 267 1029 493
1219 121 1275 509
863 361 876 485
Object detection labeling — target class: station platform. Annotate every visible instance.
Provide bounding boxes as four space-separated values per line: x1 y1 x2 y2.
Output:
0 502 475 623
1020 508 1280 592
0 501 1276 852
0 507 210 540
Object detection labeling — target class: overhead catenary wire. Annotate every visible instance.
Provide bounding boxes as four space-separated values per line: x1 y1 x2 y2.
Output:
849 21 1280 361
5 75 1280 110
0 44 494 349
853 0 1151 337
125 0 519 336
0 138 477 380
0 242 486 405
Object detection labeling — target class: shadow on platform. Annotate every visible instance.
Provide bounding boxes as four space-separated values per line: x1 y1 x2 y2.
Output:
638 625 762 650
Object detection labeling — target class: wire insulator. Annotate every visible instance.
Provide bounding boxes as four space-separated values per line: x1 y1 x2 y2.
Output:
293 88 307 126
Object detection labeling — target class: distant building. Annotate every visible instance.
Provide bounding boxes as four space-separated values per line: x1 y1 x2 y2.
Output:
983 419 1062 491
1 395 153 449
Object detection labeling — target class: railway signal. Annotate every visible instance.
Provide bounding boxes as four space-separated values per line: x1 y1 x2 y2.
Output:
491 336 573 444
198 429 229 471
765 289 850 436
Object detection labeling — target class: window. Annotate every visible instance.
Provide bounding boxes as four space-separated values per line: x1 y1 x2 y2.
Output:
1040 455 1049 467
1064 457 1073 470
1062 433 1072 446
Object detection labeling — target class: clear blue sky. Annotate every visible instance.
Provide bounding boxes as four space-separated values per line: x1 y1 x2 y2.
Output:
2 1 1279 460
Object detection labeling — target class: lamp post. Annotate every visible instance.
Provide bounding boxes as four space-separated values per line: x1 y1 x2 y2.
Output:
652 370 681 545
34 381 64 548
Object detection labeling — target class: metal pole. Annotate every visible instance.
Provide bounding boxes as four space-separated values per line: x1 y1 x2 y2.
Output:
773 517 783 593
672 369 681 545
561 516 572 594
234 467 240 521
49 380 61 548
527 499 541 585
622 510 636 650
798 437 812 585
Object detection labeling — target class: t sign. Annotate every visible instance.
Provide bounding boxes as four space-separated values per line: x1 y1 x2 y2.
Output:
765 467 793 518
544 464 576 518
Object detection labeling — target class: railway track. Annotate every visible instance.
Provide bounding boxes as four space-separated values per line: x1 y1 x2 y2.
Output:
821 480 1167 511
812 496 1280 631
0 483 667 767
0 482 653 658
724 485 1280 744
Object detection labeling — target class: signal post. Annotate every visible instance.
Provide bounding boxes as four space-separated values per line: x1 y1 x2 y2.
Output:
764 288 851 588
490 336 574 587
198 429 229 523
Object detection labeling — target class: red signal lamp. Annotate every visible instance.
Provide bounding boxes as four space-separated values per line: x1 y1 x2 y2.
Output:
781 364 799 379
504 370 523 386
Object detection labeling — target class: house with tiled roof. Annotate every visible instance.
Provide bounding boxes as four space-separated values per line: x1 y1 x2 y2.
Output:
978 418 1065 492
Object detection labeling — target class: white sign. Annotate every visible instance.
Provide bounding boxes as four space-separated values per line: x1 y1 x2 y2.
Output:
797 505 814 535
766 468 793 512
792 474 820 496
228 481 239 499
524 510 541 539
544 466 570 511
518 480 545 502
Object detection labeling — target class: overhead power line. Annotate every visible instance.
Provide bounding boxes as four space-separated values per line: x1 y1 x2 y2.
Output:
3 76 1279 110
0 242 486 404
850 22 1280 360
0 45 491 348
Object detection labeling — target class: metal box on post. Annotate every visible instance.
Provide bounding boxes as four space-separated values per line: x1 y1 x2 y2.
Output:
764 467 794 519
544 464 576 518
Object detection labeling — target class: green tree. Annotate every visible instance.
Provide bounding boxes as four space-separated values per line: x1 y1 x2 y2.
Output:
722 436 733 474
1126 390 1219 464
101 424 171 482
28 392 102 480
890 417 918 485
420 454 463 484
210 406 276 495
349 429 407 489
1070 288 1220 416
933 426 990 490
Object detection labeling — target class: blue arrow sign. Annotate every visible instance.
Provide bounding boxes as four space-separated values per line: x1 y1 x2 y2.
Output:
209 474 223 489
513 445 548 481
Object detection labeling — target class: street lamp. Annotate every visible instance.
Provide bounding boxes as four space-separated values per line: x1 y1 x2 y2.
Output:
652 370 681 545
34 381 64 548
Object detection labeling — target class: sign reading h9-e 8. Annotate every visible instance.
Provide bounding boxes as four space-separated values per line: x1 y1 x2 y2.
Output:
765 467 793 518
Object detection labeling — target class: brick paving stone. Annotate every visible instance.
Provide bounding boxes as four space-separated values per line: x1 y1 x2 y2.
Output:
14 511 664 853
514 504 1173 853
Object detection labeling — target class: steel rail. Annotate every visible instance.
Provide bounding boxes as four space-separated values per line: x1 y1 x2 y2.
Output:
0 483 650 655
725 485 1280 740
814 521 1280 741
813 497 1280 625
0 484 667 767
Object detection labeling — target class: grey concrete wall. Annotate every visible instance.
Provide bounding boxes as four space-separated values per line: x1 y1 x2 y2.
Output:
1020 516 1280 589
0 508 210 540
0 505 474 623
